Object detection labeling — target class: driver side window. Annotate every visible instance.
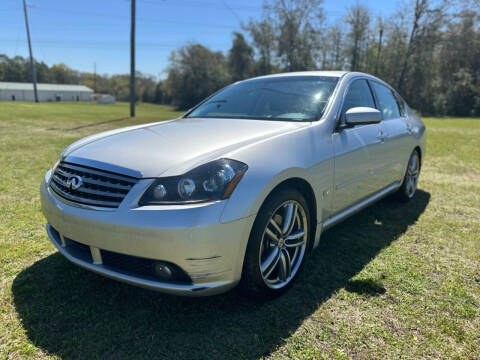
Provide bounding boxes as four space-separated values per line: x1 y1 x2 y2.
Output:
341 79 376 118
370 81 401 120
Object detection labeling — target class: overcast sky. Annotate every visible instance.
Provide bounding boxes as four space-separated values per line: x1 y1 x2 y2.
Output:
1 0 399 78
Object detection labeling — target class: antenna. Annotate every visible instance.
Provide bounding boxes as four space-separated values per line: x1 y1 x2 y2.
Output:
22 0 38 102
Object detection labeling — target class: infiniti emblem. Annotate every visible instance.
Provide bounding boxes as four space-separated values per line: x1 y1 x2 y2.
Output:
66 175 83 190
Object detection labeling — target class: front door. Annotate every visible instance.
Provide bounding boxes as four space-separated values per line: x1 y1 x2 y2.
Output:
331 79 388 215
370 81 411 185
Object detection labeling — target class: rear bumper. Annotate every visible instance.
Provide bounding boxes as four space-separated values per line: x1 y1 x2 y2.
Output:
40 178 255 296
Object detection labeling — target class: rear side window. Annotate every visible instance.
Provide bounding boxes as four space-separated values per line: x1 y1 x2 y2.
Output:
341 79 376 116
371 82 401 120
393 92 406 117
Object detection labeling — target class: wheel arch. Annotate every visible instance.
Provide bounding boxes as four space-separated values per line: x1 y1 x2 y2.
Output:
414 146 422 168
256 177 318 251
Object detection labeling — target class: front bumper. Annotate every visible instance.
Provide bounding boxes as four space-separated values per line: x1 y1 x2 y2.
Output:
40 178 255 296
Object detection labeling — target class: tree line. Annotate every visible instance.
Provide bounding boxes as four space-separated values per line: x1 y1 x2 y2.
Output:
0 55 162 103
1 0 479 116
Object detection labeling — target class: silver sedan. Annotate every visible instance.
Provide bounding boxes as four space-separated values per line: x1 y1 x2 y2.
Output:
40 71 426 297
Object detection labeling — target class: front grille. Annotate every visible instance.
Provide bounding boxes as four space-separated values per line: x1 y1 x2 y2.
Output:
50 161 138 208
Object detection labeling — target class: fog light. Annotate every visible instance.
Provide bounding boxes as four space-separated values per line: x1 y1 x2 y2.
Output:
153 262 172 280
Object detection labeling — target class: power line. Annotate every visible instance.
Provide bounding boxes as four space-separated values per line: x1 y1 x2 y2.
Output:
221 0 243 23
139 0 262 12
1 38 229 49
1 37 228 47
17 4 346 34
32 6 240 29
25 23 235 34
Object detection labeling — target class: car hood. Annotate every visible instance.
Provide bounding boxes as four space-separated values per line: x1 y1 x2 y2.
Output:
64 117 307 177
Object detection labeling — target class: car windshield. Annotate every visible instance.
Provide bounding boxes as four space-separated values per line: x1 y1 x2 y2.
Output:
186 76 339 122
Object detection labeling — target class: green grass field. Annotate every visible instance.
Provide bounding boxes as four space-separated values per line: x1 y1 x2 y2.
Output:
0 102 479 359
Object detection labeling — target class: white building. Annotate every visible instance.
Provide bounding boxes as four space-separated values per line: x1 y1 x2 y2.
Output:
94 93 116 104
0 82 93 102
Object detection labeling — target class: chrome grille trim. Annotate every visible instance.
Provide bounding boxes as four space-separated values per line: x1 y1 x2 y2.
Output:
50 161 138 208
54 167 133 191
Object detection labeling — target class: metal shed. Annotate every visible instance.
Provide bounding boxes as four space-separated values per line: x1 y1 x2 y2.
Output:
0 82 94 102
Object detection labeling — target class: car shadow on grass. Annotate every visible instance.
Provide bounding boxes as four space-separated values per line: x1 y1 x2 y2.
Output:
13 190 430 360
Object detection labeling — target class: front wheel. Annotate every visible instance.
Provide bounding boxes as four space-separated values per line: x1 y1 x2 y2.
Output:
396 150 420 202
240 188 311 298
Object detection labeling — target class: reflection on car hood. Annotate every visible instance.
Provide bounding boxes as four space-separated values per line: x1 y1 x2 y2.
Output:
64 117 307 177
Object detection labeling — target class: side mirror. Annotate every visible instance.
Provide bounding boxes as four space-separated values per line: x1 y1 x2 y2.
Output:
344 107 382 126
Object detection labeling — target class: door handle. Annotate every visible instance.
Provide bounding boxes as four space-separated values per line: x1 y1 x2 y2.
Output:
376 130 385 143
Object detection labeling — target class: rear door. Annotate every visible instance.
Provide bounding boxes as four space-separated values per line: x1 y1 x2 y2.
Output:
332 79 389 215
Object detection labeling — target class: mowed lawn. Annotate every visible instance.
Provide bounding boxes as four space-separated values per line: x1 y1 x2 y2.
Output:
0 102 479 359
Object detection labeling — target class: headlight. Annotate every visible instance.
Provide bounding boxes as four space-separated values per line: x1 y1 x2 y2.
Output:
139 159 248 205
52 148 68 172
48 150 66 183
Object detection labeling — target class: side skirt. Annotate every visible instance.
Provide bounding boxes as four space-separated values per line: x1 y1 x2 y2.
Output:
312 182 401 249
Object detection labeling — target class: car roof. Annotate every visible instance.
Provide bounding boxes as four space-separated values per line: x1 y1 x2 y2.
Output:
241 71 398 92
245 71 349 81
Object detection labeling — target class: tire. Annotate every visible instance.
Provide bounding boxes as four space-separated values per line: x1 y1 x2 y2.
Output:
396 149 421 202
240 187 311 298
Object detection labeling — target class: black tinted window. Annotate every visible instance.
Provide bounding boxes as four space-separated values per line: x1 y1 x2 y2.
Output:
187 76 339 122
371 82 401 120
342 79 375 115
393 91 406 117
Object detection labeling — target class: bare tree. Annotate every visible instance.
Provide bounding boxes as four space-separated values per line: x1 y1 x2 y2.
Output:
228 32 255 81
329 24 344 70
265 0 324 71
397 0 446 91
345 4 371 71
320 24 344 70
244 19 276 75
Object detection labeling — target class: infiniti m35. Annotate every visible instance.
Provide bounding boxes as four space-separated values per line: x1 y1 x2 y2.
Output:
41 71 426 297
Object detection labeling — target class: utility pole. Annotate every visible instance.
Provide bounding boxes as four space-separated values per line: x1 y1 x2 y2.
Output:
22 0 38 103
129 0 136 117
375 19 384 76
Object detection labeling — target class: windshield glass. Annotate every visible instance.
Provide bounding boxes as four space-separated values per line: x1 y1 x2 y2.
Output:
186 76 339 122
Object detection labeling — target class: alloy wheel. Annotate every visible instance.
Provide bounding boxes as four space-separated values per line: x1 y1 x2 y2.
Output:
406 152 420 198
259 200 308 289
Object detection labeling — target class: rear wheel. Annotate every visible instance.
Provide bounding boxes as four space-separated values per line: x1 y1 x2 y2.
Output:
240 188 311 298
396 150 420 202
